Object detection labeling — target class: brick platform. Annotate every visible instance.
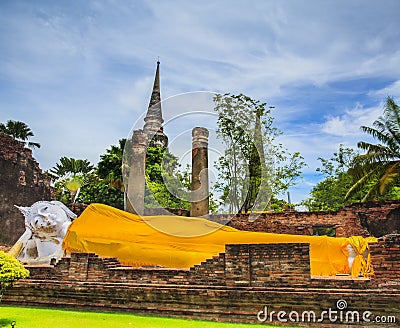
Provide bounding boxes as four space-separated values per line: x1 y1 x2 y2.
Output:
3 237 400 326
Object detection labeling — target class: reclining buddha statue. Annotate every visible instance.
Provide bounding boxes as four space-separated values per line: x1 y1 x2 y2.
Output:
8 201 76 265
9 201 375 277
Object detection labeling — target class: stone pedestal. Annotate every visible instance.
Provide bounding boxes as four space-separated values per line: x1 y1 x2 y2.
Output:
190 127 209 217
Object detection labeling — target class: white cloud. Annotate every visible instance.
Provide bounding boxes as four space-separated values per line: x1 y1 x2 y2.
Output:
321 103 382 137
1 0 400 202
116 77 153 115
370 80 400 99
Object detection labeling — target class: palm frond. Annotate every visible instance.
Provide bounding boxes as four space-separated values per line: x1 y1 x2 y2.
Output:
360 126 399 150
357 144 398 163
362 182 381 202
378 162 400 195
384 121 400 150
345 165 378 200
349 97 400 200
27 141 41 149
384 97 400 120
382 97 400 147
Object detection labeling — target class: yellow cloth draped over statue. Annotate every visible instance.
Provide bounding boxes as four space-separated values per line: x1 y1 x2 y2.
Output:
62 204 376 276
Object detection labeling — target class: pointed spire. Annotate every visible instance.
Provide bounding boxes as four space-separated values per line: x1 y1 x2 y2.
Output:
143 60 168 148
147 60 162 113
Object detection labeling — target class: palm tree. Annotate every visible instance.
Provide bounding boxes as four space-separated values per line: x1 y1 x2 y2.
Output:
0 120 41 148
51 157 94 178
51 157 94 203
346 97 400 201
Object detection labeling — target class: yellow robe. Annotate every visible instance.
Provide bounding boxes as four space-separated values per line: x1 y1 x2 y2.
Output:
63 203 375 276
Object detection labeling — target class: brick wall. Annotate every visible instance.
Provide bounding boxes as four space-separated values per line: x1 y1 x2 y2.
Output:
223 243 310 287
18 238 400 289
226 209 366 237
67 203 88 217
250 243 310 287
19 244 311 288
0 133 55 245
4 281 399 326
369 234 400 288
212 200 400 238
189 253 226 286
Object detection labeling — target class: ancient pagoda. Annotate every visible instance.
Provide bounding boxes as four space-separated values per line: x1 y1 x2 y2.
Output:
143 61 168 148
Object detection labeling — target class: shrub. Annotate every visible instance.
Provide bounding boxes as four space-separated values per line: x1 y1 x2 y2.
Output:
0 251 29 301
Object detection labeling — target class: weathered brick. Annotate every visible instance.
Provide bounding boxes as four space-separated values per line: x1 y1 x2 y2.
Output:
0 133 55 244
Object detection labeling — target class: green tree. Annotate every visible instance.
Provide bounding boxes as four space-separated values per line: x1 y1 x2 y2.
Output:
78 140 192 210
51 157 95 203
304 175 355 211
273 151 307 200
214 93 306 213
0 120 40 148
51 157 94 177
97 138 126 187
78 172 125 209
78 140 126 209
0 251 29 301
346 97 400 201
240 110 265 212
304 145 360 211
144 146 190 210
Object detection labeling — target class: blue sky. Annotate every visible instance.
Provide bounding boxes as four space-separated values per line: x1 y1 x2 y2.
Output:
1 0 400 205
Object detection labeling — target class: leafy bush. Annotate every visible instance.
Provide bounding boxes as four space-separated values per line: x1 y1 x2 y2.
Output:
0 251 30 300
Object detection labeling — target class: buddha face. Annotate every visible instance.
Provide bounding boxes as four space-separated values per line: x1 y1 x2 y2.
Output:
16 201 76 238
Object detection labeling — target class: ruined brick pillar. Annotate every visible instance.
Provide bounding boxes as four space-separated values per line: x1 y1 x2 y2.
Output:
0 133 55 245
190 127 209 217
125 130 147 215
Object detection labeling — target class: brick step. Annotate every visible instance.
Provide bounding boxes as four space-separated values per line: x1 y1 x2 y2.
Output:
3 282 399 327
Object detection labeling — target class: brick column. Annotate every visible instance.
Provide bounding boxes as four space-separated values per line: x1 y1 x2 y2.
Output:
126 130 147 215
225 244 250 287
68 253 91 281
369 234 400 285
249 243 310 287
190 127 209 217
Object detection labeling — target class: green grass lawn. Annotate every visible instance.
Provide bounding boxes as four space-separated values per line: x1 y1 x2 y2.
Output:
0 306 294 328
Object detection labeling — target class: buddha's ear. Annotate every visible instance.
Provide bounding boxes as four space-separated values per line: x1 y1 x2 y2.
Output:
50 201 77 219
15 205 30 217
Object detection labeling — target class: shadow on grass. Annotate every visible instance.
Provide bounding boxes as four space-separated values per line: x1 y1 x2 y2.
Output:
0 319 13 327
